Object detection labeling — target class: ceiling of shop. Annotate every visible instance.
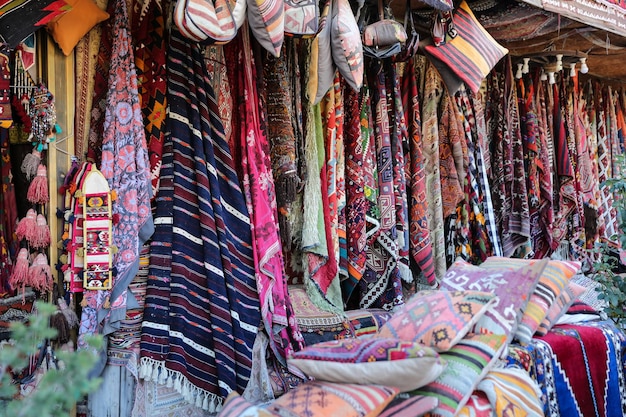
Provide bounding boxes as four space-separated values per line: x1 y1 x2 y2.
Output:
390 0 626 84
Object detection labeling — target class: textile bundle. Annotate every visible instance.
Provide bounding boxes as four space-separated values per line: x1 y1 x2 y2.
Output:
139 27 261 411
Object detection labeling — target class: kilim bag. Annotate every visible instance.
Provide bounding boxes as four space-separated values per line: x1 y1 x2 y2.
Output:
424 0 508 93
174 0 241 43
360 0 406 59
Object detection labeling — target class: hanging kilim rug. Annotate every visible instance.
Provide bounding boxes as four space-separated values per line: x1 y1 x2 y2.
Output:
139 27 261 412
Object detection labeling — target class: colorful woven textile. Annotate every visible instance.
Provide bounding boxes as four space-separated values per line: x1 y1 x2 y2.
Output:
477 367 544 417
140 27 261 410
485 58 530 257
359 59 402 309
73 0 107 158
225 29 303 371
507 320 626 417
78 0 153 379
0 0 67 49
133 1 167 198
0 128 17 294
421 62 447 280
401 57 435 284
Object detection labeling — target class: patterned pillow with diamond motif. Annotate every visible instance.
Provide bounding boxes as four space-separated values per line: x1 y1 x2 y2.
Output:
441 258 548 346
376 290 497 352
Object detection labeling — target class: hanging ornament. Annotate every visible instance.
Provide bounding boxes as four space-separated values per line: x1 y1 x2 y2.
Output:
27 164 49 204
16 208 37 241
28 252 53 293
21 149 41 180
32 213 51 249
28 83 60 150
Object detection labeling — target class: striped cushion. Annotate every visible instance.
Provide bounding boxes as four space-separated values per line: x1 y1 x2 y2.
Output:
247 0 284 56
480 257 581 344
476 367 543 416
424 0 507 93
267 381 400 417
537 282 586 335
412 333 507 417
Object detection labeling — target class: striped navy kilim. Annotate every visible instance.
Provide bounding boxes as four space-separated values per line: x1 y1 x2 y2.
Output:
139 27 261 412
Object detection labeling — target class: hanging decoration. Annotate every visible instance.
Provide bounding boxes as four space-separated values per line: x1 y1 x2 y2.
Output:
28 82 60 150
26 164 49 204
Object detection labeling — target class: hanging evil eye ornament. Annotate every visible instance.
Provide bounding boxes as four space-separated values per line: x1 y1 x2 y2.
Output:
28 83 61 151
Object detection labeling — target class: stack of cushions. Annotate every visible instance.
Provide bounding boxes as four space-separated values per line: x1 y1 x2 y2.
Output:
284 290 504 416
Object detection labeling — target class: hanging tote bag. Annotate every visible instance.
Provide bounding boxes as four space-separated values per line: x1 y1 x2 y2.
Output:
424 0 508 94
174 0 240 43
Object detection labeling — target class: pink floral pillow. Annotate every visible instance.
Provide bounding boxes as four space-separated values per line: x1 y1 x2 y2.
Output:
376 290 497 352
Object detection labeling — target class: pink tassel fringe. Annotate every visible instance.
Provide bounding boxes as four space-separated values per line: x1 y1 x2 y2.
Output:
28 253 52 293
27 165 49 204
9 248 30 291
16 209 37 241
32 214 51 248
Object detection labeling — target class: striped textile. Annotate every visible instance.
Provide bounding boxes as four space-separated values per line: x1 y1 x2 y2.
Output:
247 0 284 57
413 333 507 417
139 27 261 411
424 1 508 94
378 395 439 417
477 367 544 416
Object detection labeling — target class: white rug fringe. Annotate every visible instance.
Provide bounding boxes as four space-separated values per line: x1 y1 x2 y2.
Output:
139 357 224 412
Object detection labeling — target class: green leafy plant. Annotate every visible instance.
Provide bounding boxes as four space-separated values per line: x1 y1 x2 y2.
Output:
0 301 103 417
592 154 626 327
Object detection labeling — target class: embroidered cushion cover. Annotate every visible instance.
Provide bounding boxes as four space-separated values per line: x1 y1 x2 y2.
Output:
376 290 497 351
330 0 363 92
537 281 586 335
441 258 547 346
217 392 276 417
411 333 508 417
288 337 445 391
266 381 400 417
480 257 581 343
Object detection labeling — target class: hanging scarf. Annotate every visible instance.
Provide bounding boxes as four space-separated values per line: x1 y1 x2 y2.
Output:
401 57 435 285
133 0 167 197
224 29 304 372
140 28 261 411
78 0 154 378
359 60 402 309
